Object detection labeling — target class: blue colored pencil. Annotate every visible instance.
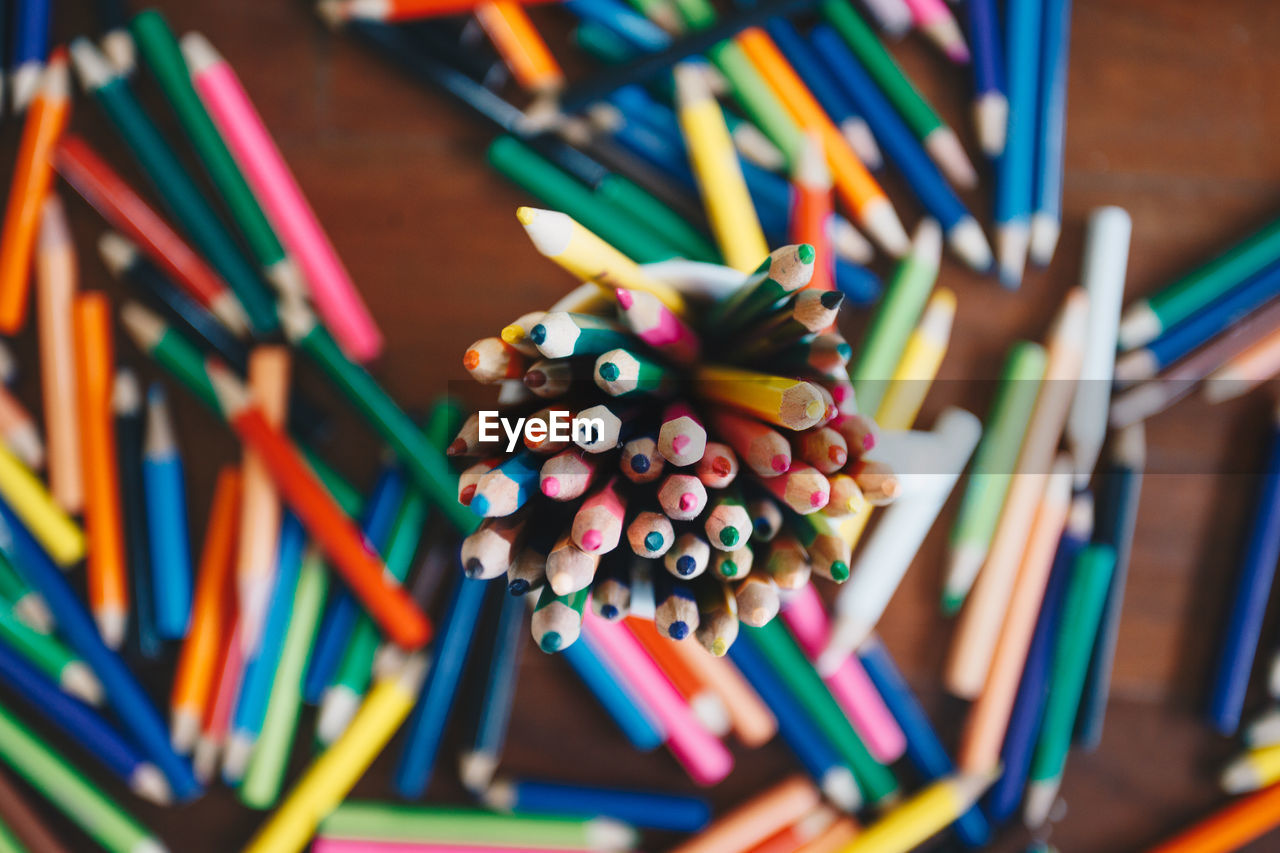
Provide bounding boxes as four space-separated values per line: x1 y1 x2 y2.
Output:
302 465 405 704
1209 403 1280 735
967 0 1006 158
484 779 712 832
809 24 992 273
728 628 862 812
143 384 193 640
0 495 202 800
0 637 170 803
763 18 882 171
560 631 665 751
857 635 991 847
112 368 159 660
993 0 1043 287
983 510 1087 825
1077 427 1145 750
10 0 50 112
394 574 490 798
460 584 527 793
563 0 671 52
1117 261 1280 382
223 512 306 784
470 452 540 518
1030 0 1073 267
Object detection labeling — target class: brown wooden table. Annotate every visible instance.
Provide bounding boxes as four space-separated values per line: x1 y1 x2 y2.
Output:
6 0 1280 850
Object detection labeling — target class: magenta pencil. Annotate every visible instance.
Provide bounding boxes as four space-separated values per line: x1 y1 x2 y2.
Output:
615 287 700 365
180 33 383 363
782 583 907 764
902 0 969 63
570 476 627 554
540 448 599 501
581 610 733 785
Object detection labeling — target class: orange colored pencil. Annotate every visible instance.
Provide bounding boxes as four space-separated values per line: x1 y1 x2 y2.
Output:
204 360 432 651
658 621 778 747
474 0 564 94
1146 781 1280 853
194 619 243 784
0 49 71 333
670 776 822 853
626 617 731 736
73 292 128 649
735 28 907 257
36 196 83 512
171 466 241 755
791 134 836 295
236 347 289 656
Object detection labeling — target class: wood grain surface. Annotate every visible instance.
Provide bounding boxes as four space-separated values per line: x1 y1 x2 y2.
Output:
3 0 1279 850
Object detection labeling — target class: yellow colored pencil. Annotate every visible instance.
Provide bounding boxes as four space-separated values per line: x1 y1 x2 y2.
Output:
694 365 826 430
0 437 85 566
875 288 956 431
839 771 997 853
1222 743 1280 794
243 653 428 853
674 61 769 272
517 207 687 314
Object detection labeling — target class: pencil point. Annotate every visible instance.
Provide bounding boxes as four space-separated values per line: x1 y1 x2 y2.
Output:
830 561 849 582
975 93 1009 158
668 621 689 640
925 127 978 189
540 631 563 652
1023 778 1059 829
62 661 104 706
1029 213 1062 267
178 32 222 75
949 218 994 272
719 528 738 547
860 198 910 258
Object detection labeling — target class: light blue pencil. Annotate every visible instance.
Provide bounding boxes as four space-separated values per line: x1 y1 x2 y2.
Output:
561 630 665 752
994 0 1043 288
223 512 306 784
142 383 193 640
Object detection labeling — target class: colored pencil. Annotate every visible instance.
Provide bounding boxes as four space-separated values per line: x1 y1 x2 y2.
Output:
69 38 279 335
1146 782 1280 853
36 197 83 512
875 287 955 430
204 361 432 650
319 803 637 850
182 32 384 360
669 777 822 853
945 341 1046 612
475 0 564 93
242 655 430 853
142 384 193 640
819 0 977 188
824 408 980 662
0 495 200 800
967 0 1006 156
0 702 164 853
902 0 968 62
1029 0 1073 267
113 370 160 660
485 778 711 832
946 288 1088 699
0 49 69 333
52 134 251 336
1205 323 1280 403
1208 401 1280 735
321 0 562 21
560 627 666 751
458 587 526 791
171 466 240 754
0 599 100 704
1076 423 1145 750
992 0 1042 286
844 771 997 853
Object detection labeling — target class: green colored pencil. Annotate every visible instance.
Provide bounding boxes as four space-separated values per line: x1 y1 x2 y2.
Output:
238 548 329 809
321 803 637 849
319 403 460 741
944 341 1048 614
130 11 301 298
596 173 719 263
819 0 974 186
277 298 477 534
0 601 102 706
850 219 942 414
0 703 163 853
1025 544 1118 827
488 136 680 264
745 620 898 803
1118 216 1280 349
67 38 278 335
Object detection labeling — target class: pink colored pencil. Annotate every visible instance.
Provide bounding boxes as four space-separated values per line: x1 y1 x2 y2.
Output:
180 33 384 363
782 584 906 764
582 610 734 785
615 287 700 365
658 401 707 468
901 0 969 63
570 475 627 554
314 841 590 853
